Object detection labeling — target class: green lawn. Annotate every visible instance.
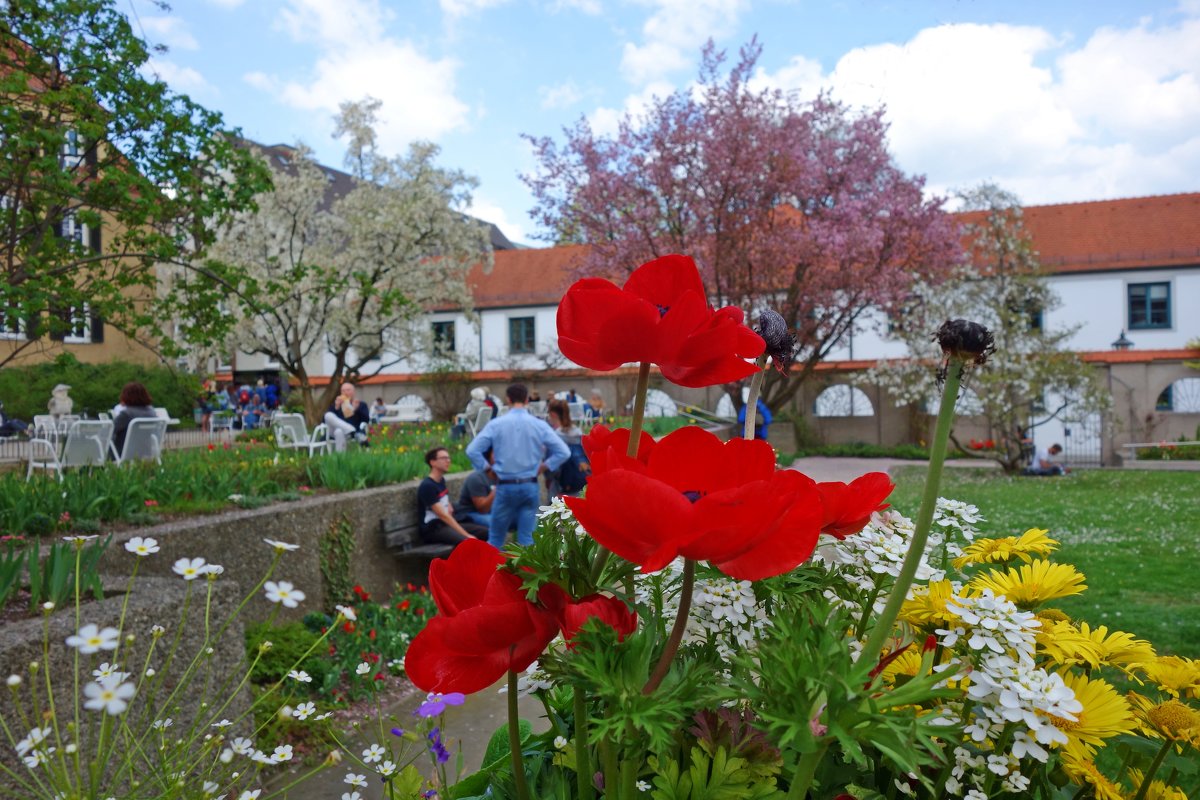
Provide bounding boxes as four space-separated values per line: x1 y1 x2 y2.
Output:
888 467 1200 658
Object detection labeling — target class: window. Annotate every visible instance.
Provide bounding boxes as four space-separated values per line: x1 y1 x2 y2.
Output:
1128 282 1171 329
0 305 23 340
509 316 535 354
57 305 101 344
432 320 456 354
1156 385 1173 412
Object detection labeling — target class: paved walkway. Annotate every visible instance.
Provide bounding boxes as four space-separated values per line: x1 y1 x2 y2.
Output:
787 456 998 481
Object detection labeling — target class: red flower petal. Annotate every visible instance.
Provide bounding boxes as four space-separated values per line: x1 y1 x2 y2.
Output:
557 594 638 646
817 472 895 539
429 539 504 617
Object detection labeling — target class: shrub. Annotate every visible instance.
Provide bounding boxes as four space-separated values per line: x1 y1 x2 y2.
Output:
244 620 330 687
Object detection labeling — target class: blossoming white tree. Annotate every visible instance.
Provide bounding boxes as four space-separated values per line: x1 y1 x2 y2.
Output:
203 98 493 422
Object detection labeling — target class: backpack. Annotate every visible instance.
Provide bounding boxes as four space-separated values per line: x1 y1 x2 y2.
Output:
557 442 591 494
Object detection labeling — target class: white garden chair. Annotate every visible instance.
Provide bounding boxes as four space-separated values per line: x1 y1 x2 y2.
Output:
272 413 330 456
112 418 168 465
466 406 492 439
379 394 431 424
27 420 113 480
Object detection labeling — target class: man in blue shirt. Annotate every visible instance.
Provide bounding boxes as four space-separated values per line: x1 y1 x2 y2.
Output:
466 383 570 549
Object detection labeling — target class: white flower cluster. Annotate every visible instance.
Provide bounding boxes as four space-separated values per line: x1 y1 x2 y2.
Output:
945 745 1031 798
15 725 54 769
815 510 941 587
964 653 1079 754
538 496 588 538
933 498 983 540
499 660 555 696
939 589 1040 660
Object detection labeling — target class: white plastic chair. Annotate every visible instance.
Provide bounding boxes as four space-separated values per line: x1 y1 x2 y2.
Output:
466 406 492 439
112 418 168 465
379 394 431 423
27 420 113 480
153 407 181 425
272 413 330 456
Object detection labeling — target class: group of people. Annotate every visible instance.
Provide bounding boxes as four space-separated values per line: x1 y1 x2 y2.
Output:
200 379 281 431
417 383 591 551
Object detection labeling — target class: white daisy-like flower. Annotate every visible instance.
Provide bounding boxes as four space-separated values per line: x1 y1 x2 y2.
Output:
238 791 261 800
172 557 208 580
336 604 357 621
211 719 233 728
344 773 367 787
152 718 173 730
293 702 316 720
355 662 371 675
361 743 385 763
554 736 568 750
377 760 396 776
342 793 362 800
41 601 54 612
66 624 119 654
205 564 225 576
230 737 254 755
203 780 220 795
251 750 275 765
264 580 306 608
15 726 50 756
124 536 160 556
264 538 300 552
272 744 294 762
315 712 333 721
82 676 135 715
150 624 166 638
288 669 312 683
23 747 54 768
63 534 98 544
637 780 651 792
6 674 21 687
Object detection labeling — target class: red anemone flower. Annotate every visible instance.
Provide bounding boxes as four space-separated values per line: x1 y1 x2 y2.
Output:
566 426 825 581
405 540 560 695
555 594 639 648
815 473 895 539
581 424 654 476
557 254 765 387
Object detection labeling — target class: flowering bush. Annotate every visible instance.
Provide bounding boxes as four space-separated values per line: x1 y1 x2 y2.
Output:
401 258 1198 800
2 537 461 799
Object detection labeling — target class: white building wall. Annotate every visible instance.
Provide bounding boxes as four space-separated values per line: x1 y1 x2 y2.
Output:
1046 269 1200 351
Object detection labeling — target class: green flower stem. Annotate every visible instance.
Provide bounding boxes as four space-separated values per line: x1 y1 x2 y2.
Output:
600 711 619 799
860 358 965 667
508 668 532 800
742 356 768 439
590 361 651 585
854 582 882 639
1131 737 1173 800
784 740 830 800
574 684 594 800
642 558 695 695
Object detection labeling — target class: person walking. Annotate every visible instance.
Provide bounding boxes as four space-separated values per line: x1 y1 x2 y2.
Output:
466 383 569 549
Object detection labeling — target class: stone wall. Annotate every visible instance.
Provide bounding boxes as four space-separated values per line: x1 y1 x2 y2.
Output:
96 473 469 624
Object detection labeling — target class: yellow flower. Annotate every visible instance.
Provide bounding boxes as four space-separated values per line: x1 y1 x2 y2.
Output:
1076 623 1157 671
1052 672 1137 760
1126 769 1190 800
879 646 925 685
969 559 1086 609
1139 656 1200 700
1037 620 1105 669
1059 753 1124 800
952 527 1059 569
1127 693 1200 746
898 580 957 629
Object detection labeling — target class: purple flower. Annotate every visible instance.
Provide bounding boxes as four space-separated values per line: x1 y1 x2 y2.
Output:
417 692 466 718
391 727 406 737
427 727 450 764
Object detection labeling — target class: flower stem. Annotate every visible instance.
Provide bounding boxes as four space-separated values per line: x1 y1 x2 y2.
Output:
860 358 964 666
642 558 695 695
627 361 651 450
784 740 830 800
574 684 594 800
508 669 532 800
742 356 768 439
1131 738 1173 800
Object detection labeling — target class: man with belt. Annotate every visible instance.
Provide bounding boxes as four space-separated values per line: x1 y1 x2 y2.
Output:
466 383 570 549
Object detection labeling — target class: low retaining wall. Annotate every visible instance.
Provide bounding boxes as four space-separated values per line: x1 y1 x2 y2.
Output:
96 473 469 623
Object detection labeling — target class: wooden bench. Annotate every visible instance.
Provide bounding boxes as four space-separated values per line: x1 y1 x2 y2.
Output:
380 514 454 584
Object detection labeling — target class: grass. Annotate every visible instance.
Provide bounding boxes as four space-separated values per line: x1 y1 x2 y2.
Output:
889 467 1200 658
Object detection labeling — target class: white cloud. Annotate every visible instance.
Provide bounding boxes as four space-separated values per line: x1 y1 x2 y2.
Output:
440 0 511 16
620 0 746 84
204 0 245 6
254 0 470 151
754 13 1200 205
467 194 528 244
145 59 213 95
539 81 583 109
587 81 674 137
549 0 602 13
139 16 199 50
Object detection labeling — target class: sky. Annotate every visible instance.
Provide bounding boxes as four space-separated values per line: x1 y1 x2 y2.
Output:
124 0 1200 246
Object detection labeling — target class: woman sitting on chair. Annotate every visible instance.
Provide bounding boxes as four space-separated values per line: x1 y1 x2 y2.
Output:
112 383 157 458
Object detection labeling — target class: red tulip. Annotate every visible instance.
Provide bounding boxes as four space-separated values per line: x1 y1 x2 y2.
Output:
405 540 561 694
556 254 765 387
565 426 825 581
555 594 639 648
815 473 894 539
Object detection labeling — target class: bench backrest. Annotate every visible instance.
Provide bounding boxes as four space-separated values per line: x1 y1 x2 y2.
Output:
380 514 420 551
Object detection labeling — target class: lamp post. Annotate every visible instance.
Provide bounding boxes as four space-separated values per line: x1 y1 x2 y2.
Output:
1111 330 1134 351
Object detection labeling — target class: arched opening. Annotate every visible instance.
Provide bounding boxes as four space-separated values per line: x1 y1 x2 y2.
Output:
814 385 875 418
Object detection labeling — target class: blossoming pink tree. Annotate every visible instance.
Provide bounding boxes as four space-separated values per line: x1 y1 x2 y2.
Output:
523 38 963 408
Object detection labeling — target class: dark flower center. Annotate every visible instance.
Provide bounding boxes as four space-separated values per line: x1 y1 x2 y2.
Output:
656 304 670 318
682 490 704 503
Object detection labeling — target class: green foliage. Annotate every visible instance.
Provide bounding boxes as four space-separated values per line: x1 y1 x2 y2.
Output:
24 535 109 613
318 515 355 612
649 746 786 800
0 538 26 608
0 354 201 422
243 621 328 686
786 442 931 460
0 0 270 367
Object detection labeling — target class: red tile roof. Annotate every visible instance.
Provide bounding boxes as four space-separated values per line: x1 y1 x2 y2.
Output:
476 192 1200 308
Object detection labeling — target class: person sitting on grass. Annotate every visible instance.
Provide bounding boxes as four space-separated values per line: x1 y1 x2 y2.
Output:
417 446 489 547
1024 443 1066 476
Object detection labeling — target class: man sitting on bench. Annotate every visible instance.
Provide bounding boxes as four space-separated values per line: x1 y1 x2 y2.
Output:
417 446 489 547
1025 443 1066 476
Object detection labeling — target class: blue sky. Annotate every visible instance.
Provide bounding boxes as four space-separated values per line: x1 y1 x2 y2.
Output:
127 0 1200 245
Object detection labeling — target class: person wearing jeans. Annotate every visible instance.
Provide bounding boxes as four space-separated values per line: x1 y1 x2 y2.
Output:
466 383 569 549
324 382 370 452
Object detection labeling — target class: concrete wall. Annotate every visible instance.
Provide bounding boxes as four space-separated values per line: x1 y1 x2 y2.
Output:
96 473 469 624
